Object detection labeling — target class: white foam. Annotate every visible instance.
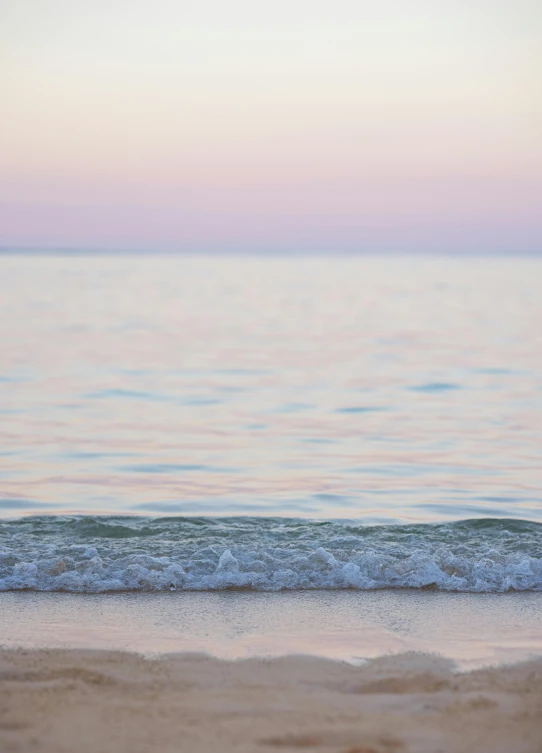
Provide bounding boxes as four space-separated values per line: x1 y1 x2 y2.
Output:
1 516 541 593
1 543 541 593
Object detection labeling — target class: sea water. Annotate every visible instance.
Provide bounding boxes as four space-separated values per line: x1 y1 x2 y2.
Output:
1 254 541 594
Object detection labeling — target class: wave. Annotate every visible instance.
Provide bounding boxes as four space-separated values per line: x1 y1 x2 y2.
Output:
1 516 541 593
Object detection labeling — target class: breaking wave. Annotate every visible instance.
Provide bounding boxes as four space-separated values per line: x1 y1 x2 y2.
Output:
1 516 541 593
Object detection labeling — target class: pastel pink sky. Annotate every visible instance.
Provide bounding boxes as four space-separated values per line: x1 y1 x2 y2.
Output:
1 0 541 252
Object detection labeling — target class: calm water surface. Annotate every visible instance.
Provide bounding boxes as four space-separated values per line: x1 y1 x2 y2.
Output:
1 254 541 522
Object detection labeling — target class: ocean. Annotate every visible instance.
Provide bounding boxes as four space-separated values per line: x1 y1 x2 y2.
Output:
0 254 541 601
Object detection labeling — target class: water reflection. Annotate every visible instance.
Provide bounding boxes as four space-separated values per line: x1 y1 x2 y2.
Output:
0 255 541 522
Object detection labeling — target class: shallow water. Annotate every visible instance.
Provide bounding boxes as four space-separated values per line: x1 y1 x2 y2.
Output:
1 255 541 593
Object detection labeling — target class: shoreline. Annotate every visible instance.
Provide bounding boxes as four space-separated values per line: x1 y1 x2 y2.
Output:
2 647 542 753
2 590 542 669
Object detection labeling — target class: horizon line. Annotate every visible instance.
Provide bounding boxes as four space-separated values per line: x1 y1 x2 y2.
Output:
1 246 541 258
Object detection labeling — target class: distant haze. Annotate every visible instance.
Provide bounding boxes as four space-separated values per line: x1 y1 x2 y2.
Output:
1 0 541 253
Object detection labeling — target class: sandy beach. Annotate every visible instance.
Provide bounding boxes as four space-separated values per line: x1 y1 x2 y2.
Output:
1 648 541 753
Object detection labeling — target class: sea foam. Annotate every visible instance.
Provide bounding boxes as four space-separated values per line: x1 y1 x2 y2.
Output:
1 516 541 593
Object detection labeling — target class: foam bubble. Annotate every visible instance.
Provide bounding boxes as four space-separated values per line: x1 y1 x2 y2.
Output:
0 516 541 593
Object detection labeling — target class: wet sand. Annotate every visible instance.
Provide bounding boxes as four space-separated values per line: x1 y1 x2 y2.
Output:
2 590 542 668
1 648 542 753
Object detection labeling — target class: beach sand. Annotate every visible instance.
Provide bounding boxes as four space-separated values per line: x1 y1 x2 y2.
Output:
1 648 541 753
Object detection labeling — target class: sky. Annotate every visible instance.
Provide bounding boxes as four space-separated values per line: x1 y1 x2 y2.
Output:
1 0 541 253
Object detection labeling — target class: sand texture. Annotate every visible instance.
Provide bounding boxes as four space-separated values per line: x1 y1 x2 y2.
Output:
1 649 541 753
